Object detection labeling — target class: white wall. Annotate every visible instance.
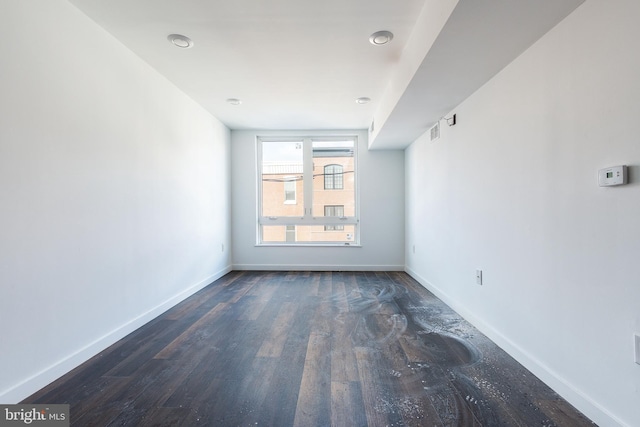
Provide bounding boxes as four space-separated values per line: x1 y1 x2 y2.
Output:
0 0 231 403
405 1 640 426
231 130 404 270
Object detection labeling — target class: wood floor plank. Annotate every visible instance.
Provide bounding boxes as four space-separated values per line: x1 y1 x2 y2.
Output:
318 271 333 298
162 272 245 320
330 319 360 383
384 337 446 426
329 272 361 384
161 352 223 409
227 357 281 426
97 359 203 426
225 280 257 304
308 271 321 296
172 378 223 426
102 320 197 377
330 381 368 427
71 359 170 426
136 406 190 427
231 295 262 321
237 282 278 320
331 276 349 312
355 347 397 427
154 302 228 359
293 332 331 426
255 301 297 357
256 306 311 427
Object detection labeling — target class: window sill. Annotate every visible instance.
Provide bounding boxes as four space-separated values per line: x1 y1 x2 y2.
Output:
256 243 361 248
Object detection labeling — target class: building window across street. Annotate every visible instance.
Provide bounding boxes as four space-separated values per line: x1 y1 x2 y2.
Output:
324 164 343 190
283 178 296 204
324 205 344 231
258 136 358 245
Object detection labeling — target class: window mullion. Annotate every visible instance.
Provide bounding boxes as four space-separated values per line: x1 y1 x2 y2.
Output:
303 138 313 219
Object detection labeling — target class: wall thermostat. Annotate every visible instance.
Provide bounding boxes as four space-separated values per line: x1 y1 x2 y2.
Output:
598 165 627 187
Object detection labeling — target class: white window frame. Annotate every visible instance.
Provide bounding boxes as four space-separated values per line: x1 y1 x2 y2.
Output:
257 136 359 246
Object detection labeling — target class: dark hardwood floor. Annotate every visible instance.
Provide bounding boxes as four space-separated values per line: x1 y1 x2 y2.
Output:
24 271 595 426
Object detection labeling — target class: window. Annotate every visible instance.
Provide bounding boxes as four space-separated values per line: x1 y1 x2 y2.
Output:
324 164 343 190
283 178 296 204
324 205 344 231
285 225 296 242
258 137 358 245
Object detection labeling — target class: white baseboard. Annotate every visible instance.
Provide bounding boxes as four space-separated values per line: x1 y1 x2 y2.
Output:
404 266 627 427
0 265 232 404
233 264 404 271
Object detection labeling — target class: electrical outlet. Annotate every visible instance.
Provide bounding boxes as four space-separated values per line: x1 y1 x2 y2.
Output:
412 245 416 254
221 243 225 252
476 269 483 285
635 334 640 365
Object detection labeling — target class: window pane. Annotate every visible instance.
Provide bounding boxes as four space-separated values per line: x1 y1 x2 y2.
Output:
261 141 304 217
262 225 356 243
313 140 354 217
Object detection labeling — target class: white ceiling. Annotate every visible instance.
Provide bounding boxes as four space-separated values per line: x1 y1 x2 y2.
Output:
68 0 584 149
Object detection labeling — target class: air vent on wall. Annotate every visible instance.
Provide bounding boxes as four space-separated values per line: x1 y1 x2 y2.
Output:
430 122 440 141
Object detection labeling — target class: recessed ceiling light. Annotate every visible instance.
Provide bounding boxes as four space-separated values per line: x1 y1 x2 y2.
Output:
355 97 371 104
369 30 394 46
167 34 193 49
226 98 242 105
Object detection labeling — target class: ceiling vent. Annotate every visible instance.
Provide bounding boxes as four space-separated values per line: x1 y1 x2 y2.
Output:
430 122 440 141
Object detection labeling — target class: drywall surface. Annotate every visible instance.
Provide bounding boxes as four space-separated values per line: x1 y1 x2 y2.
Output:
0 0 231 402
405 1 640 425
231 129 405 270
